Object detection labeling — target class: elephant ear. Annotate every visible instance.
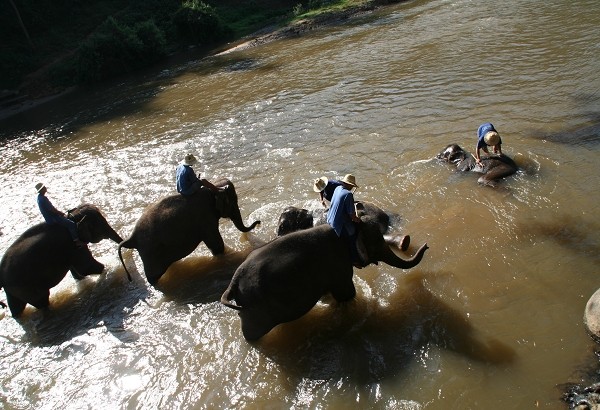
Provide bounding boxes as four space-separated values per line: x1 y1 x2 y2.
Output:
355 223 372 266
76 216 93 243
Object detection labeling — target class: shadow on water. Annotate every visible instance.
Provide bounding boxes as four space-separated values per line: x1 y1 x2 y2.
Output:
0 51 281 139
515 214 600 264
155 247 253 305
529 114 600 146
13 267 148 346
252 271 516 384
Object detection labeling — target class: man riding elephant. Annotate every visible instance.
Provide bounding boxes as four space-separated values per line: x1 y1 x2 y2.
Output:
326 174 365 268
35 182 84 247
176 153 223 195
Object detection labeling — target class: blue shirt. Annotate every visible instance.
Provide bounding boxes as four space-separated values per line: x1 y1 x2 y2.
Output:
477 122 502 150
326 185 356 237
323 180 342 202
37 194 62 223
176 164 200 195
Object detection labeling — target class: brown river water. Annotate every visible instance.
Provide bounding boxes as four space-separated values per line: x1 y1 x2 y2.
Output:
1 0 599 408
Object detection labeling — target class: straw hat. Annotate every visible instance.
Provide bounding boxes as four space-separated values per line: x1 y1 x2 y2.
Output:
313 177 328 192
35 182 46 193
341 174 359 188
182 154 198 166
483 131 500 146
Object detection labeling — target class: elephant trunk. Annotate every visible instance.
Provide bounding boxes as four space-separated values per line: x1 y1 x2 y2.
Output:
107 227 123 244
221 283 242 310
380 242 429 270
230 206 260 233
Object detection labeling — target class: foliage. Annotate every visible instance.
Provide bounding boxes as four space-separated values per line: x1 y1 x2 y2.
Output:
74 18 167 84
172 1 232 45
0 0 373 93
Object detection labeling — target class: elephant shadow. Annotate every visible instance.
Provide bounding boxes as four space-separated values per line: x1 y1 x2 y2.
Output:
253 271 516 384
515 214 600 264
156 247 253 305
14 266 148 346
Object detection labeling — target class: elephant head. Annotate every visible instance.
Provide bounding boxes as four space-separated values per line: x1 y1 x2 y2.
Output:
436 144 518 186
0 204 122 318
276 202 410 251
276 206 315 236
118 178 260 286
221 217 428 341
67 204 123 244
213 179 260 233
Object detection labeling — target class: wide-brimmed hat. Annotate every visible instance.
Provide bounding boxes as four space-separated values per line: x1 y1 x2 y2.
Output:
35 182 45 193
341 174 359 188
182 154 198 166
313 177 328 192
484 131 500 146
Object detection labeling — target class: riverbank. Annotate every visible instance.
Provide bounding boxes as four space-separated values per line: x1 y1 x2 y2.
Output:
0 0 396 122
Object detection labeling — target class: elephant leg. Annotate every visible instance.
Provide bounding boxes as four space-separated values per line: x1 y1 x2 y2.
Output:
204 232 225 256
330 278 356 302
5 291 27 318
29 291 51 310
71 247 104 277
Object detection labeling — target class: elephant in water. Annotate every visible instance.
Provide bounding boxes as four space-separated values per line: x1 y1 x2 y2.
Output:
118 178 260 285
0 204 123 318
276 201 411 251
221 212 429 341
436 144 518 187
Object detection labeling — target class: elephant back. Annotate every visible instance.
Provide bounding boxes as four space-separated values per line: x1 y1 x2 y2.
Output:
0 223 73 288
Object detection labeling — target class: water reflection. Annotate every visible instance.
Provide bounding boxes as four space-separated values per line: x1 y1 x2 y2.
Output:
14 271 145 346
1 0 600 408
256 271 515 385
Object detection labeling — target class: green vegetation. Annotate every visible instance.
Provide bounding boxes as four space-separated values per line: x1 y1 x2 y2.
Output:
0 0 379 98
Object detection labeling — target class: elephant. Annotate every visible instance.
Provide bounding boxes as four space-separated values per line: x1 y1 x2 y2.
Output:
0 204 123 318
220 212 429 341
436 144 518 187
276 201 410 251
118 178 260 285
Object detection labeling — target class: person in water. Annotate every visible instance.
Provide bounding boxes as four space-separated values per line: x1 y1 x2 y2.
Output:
313 176 342 208
35 182 84 247
176 154 222 195
475 122 503 166
326 174 364 268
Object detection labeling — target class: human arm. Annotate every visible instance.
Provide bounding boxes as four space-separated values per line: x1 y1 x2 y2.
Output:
200 178 224 193
345 193 361 223
319 192 326 207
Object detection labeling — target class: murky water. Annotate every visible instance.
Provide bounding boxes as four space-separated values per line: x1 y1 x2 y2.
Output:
1 0 599 408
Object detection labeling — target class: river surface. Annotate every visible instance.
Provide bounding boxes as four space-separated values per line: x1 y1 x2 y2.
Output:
1 0 599 408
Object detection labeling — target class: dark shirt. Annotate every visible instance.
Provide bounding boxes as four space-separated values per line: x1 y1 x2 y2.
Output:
477 122 503 150
37 194 62 223
322 180 342 202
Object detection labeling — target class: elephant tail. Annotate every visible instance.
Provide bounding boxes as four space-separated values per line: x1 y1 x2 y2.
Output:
117 238 135 282
220 283 242 310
